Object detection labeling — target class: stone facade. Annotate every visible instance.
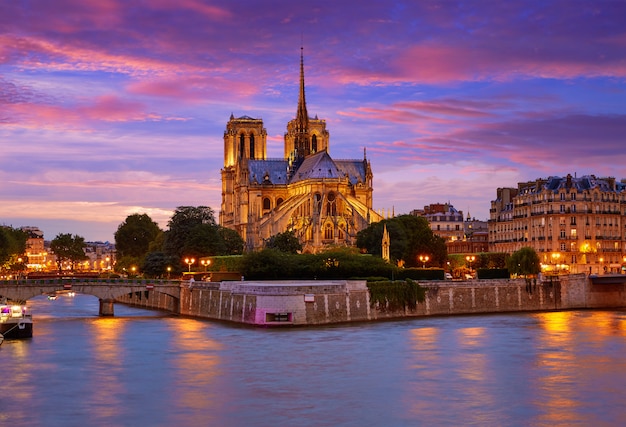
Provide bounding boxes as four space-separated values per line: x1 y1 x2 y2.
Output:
489 174 626 274
117 274 626 327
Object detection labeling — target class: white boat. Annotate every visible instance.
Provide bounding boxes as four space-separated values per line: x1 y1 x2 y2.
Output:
0 304 33 339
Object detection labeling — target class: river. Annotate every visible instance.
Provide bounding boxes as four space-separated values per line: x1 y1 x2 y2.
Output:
1 294 625 426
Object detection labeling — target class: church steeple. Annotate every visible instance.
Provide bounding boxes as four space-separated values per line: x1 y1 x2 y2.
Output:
294 46 310 160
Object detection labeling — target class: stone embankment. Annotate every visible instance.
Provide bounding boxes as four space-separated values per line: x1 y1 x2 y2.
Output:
116 273 626 326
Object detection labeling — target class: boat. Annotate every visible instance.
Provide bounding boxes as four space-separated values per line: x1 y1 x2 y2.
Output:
0 304 33 339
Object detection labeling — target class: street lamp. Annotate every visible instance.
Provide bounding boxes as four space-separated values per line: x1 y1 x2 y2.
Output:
167 266 171 279
184 257 195 272
201 259 211 272
419 255 430 268
466 255 476 272
551 252 561 275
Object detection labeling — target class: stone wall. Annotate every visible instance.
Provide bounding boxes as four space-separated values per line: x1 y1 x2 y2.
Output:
116 274 626 326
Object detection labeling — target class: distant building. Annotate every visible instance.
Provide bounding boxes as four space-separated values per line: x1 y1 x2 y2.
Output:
411 203 465 242
84 241 116 272
489 174 626 274
220 50 383 252
447 214 489 254
20 226 48 270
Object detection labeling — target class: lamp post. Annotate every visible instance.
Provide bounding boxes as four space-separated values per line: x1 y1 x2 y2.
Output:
167 266 171 279
419 255 430 268
184 257 195 272
201 259 211 272
466 255 476 273
551 252 561 275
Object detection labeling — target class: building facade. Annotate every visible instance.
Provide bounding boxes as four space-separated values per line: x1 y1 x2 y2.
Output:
220 50 382 252
489 174 626 274
411 203 465 242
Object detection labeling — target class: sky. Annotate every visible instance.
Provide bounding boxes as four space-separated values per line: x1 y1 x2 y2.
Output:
2 0 626 242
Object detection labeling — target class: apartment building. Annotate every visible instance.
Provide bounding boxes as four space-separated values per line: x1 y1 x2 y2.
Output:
489 174 626 274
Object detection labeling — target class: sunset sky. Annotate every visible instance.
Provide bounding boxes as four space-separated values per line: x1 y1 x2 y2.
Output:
2 0 625 242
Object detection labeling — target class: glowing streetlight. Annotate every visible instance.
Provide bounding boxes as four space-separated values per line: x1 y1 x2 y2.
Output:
466 255 476 272
167 266 171 279
201 259 211 272
551 252 561 274
184 257 195 272
419 255 430 268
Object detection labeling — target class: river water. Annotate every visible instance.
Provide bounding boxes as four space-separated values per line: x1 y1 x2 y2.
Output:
1 294 625 427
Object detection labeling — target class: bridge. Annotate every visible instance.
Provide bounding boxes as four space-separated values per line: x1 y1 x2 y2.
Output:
0 277 187 316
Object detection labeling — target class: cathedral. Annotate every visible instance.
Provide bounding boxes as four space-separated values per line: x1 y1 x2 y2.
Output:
220 49 383 253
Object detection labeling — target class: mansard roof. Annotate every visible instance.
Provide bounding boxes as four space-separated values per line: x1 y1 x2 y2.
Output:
522 174 624 194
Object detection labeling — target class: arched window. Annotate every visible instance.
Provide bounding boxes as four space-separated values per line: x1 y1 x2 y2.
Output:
324 223 333 240
250 134 255 159
326 192 337 216
276 198 283 207
263 197 271 210
311 134 317 153
239 133 245 159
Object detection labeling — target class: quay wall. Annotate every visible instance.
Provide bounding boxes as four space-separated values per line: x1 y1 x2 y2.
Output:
116 274 626 326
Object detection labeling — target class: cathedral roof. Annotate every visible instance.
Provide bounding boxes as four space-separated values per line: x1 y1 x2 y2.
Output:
248 159 288 185
291 150 367 185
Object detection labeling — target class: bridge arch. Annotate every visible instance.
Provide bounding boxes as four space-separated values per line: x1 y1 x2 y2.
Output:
0 278 183 316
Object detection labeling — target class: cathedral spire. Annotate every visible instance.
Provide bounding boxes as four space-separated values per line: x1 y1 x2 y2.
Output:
294 46 310 159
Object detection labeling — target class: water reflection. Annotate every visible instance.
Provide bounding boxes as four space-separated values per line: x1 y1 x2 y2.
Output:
2 300 626 426
168 319 225 425
86 317 127 421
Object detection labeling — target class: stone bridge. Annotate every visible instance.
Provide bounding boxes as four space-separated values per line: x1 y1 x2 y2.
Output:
0 278 186 316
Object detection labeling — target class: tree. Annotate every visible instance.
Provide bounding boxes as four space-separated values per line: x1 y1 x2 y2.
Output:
0 226 27 272
265 230 302 253
356 215 447 267
50 233 87 272
115 213 162 259
141 252 177 278
163 206 217 259
507 247 541 291
218 226 245 255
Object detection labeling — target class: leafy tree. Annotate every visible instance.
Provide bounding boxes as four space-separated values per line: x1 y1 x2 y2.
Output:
50 233 87 272
265 230 302 253
163 206 217 259
141 252 178 278
161 207 244 267
507 247 541 291
115 213 162 259
356 215 447 267
0 226 27 271
218 226 245 255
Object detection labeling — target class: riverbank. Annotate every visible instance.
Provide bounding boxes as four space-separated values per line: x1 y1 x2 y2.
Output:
115 273 626 326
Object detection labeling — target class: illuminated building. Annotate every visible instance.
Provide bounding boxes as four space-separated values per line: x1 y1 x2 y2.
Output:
489 174 626 274
220 49 382 252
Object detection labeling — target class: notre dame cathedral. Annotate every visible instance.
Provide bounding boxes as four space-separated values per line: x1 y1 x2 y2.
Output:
220 49 383 252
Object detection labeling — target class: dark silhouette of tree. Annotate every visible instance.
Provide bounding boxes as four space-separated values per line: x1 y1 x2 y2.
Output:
265 230 302 253
507 247 541 292
163 206 217 259
115 213 162 258
356 215 447 267
50 233 87 272
0 226 27 271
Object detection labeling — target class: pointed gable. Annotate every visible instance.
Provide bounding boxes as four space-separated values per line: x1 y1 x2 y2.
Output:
291 151 342 182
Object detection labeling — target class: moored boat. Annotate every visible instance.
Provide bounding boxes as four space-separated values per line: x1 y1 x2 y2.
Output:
0 304 33 339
